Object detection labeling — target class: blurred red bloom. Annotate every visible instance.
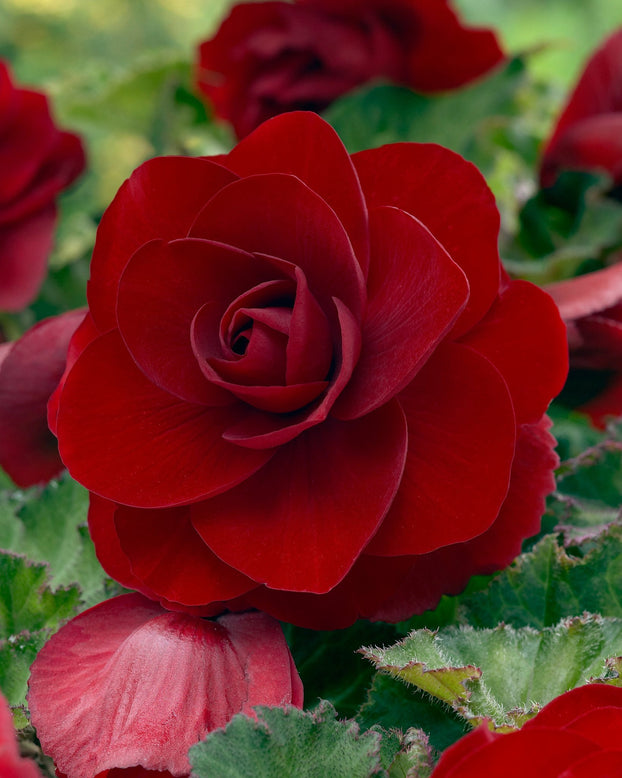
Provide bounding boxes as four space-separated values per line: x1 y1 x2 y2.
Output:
0 61 85 311
196 0 504 138
53 112 567 629
0 690 40 778
28 594 302 778
540 28 622 190
547 260 622 427
431 684 622 776
0 309 84 487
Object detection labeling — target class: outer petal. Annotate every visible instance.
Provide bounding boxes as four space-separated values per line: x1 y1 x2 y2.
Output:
333 206 468 419
113 503 258 606
371 416 557 621
546 262 622 322
461 280 568 424
220 112 370 275
87 157 238 332
117 238 276 405
188 172 366 322
525 684 622 730
28 595 301 778
566 707 622 748
560 751 622 777
366 343 516 557
432 728 596 778
56 331 272 508
192 400 407 594
0 309 84 487
0 207 56 311
353 143 501 337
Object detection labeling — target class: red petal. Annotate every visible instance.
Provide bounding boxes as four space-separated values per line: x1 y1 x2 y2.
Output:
434 728 596 778
220 111 370 275
541 29 622 186
192 400 407 593
117 238 276 405
527 684 622 730
88 495 145 591
371 416 557 621
333 206 468 419
0 690 40 778
88 157 237 332
353 143 501 337
56 331 272 508
188 172 366 322
566 707 622 748
367 343 515 556
0 309 84 487
461 280 568 424
560 751 622 777
578 373 622 428
0 206 56 311
222 297 361 449
113 503 258 606
28 595 301 777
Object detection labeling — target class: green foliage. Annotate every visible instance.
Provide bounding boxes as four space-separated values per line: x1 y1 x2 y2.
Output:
0 475 115 608
362 615 622 730
189 702 385 778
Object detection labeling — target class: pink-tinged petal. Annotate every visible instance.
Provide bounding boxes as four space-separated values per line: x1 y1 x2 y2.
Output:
47 312 97 436
87 156 238 332
192 400 407 593
188 172 366 322
577 373 622 428
0 309 84 487
222 297 360 448
371 416 557 622
112 503 258 606
433 728 596 778
333 206 469 420
0 206 56 311
461 280 568 424
541 29 622 187
525 684 622 730
220 112 369 275
353 143 501 337
117 238 278 405
56 331 272 508
28 594 301 778
546 263 622 322
367 343 515 557
560 751 622 777
0 690 40 778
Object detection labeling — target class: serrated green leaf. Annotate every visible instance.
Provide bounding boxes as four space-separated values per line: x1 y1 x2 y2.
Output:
363 616 622 730
0 475 117 609
189 702 385 778
0 631 45 711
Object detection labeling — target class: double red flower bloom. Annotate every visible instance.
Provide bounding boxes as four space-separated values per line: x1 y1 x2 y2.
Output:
196 0 504 138
52 112 567 629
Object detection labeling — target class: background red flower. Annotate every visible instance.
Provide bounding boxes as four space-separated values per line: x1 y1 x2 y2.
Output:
0 61 85 311
53 112 568 629
196 0 504 138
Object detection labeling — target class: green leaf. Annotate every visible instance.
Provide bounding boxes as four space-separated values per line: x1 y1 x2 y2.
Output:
0 475 118 609
283 622 398 717
0 632 45 714
362 615 622 730
189 701 385 778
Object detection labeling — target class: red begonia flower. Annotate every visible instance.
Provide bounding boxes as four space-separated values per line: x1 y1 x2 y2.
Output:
0 61 85 311
540 28 622 189
0 309 84 487
546 259 622 427
0 691 40 778
54 111 568 629
28 594 302 778
196 0 504 138
431 684 622 777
